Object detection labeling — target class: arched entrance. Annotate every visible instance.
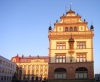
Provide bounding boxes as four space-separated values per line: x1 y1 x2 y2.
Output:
75 67 88 79
54 68 66 79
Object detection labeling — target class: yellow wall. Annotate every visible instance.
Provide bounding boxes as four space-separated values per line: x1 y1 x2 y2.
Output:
16 59 48 80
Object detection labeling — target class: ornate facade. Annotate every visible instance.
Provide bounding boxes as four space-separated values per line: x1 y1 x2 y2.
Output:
48 8 94 82
11 55 48 81
11 8 95 82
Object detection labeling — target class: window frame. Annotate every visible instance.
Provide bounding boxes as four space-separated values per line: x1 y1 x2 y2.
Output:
55 54 66 63
77 41 86 49
76 53 87 62
56 42 66 50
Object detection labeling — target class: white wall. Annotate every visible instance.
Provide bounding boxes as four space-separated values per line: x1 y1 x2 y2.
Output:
0 55 16 82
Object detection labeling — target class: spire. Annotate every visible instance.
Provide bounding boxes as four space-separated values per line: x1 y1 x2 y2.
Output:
66 2 75 14
70 2 72 10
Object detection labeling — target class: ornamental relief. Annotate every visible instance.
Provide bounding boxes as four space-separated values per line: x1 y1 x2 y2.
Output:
64 19 78 23
49 36 92 40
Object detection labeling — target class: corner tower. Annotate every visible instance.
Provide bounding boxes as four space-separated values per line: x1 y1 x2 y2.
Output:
48 8 94 82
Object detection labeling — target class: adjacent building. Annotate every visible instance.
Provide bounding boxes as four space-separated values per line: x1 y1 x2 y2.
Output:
48 8 94 82
0 55 16 82
11 54 48 81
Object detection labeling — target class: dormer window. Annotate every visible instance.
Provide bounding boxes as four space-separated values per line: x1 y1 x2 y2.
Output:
74 27 77 31
70 27 73 32
65 27 68 32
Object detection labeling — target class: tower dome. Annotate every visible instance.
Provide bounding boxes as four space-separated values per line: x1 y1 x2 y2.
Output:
48 25 52 32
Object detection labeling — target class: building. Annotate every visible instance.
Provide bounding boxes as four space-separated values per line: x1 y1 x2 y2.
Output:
95 74 100 82
48 8 94 82
11 54 48 81
11 7 95 82
0 55 16 82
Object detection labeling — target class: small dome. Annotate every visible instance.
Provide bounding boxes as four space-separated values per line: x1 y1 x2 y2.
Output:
48 26 52 30
90 25 94 30
67 9 75 14
69 37 74 42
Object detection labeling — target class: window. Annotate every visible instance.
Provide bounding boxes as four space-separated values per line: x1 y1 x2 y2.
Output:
56 55 66 63
77 42 86 49
77 53 86 62
45 65 47 69
28 65 31 69
28 70 30 74
74 27 77 31
40 65 43 69
40 70 43 75
54 68 66 79
36 65 39 69
75 67 88 79
70 27 73 31
56 42 66 49
36 70 39 75
32 70 34 74
0 67 1 73
32 65 34 68
0 60 2 64
24 65 26 68
3 61 5 65
65 27 68 32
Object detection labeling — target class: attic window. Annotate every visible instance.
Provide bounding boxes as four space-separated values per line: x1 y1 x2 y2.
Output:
65 27 68 32
74 27 77 31
70 27 73 32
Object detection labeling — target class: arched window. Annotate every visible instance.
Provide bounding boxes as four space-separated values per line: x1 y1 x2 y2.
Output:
74 27 77 31
75 67 88 79
70 27 73 31
65 27 68 32
54 68 66 79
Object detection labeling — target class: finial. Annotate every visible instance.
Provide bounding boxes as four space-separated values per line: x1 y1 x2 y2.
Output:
65 5 67 12
56 20 58 23
70 33 72 38
84 19 86 22
91 21 93 25
37 55 39 59
90 21 94 30
17 53 19 57
70 2 72 10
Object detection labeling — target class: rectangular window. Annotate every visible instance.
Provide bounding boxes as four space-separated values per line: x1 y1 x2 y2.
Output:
77 53 86 62
56 55 66 63
0 60 2 64
32 70 34 74
32 65 34 68
0 67 1 73
28 70 30 74
56 42 66 50
24 65 26 68
77 42 86 49
28 65 31 69
36 65 39 69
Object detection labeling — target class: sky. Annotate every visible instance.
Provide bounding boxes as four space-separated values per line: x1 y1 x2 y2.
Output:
0 0 100 74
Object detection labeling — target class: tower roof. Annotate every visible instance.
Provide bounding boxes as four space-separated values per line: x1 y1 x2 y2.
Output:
67 9 75 14
69 34 74 42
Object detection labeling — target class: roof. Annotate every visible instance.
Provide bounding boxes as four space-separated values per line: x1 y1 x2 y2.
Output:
67 9 75 14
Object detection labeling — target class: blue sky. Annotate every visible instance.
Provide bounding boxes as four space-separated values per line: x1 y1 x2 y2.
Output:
0 0 100 74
